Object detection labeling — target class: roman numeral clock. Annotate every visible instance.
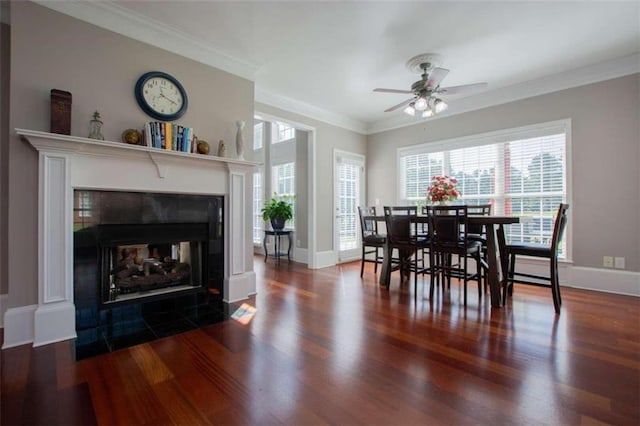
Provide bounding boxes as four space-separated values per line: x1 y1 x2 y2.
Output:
135 71 188 121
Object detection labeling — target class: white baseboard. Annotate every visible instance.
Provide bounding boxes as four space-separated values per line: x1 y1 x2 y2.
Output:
0 293 8 328
224 271 257 303
293 247 308 264
2 304 37 349
33 302 77 347
312 250 336 269
570 267 640 296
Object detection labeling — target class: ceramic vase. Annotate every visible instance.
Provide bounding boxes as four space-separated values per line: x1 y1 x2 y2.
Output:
235 120 245 160
217 139 226 157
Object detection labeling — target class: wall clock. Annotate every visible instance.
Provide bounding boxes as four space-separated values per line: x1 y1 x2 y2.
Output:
135 71 188 121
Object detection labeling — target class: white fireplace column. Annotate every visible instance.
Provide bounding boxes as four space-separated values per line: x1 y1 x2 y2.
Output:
2 129 258 349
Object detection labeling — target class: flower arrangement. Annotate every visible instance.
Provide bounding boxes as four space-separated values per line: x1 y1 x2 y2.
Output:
427 175 459 204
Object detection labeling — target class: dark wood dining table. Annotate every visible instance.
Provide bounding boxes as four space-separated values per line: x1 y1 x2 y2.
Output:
368 214 520 307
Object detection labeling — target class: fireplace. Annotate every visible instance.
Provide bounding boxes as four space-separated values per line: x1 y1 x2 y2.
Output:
4 129 257 350
73 191 224 348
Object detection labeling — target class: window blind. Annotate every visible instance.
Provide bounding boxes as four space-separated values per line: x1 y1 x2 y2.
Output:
398 121 568 256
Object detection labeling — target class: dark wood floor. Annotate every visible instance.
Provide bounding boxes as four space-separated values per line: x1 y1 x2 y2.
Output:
2 257 639 425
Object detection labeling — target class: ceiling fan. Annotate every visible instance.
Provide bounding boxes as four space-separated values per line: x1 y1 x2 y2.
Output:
374 53 488 118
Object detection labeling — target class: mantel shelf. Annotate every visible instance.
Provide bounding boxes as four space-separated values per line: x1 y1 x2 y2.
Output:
16 128 261 170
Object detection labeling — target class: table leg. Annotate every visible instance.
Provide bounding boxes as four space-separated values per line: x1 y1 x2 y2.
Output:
275 234 280 263
287 232 292 262
263 233 268 262
379 241 392 288
484 223 503 307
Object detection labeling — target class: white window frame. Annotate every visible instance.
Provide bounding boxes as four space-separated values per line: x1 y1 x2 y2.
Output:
273 122 295 144
271 162 296 229
397 119 572 261
254 121 264 150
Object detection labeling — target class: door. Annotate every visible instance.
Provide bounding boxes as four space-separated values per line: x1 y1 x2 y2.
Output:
334 150 365 262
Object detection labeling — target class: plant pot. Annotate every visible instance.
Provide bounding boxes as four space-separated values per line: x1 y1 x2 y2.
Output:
270 218 286 230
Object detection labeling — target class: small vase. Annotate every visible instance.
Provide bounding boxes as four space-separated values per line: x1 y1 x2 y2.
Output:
217 139 226 157
235 120 245 160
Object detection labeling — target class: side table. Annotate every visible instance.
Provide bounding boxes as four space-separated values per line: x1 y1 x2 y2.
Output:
263 229 293 263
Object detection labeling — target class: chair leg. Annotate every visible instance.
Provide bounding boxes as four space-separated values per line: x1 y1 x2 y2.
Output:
550 256 561 314
429 250 436 299
476 252 482 300
503 254 515 305
374 247 379 274
554 258 562 305
360 246 365 277
463 254 468 306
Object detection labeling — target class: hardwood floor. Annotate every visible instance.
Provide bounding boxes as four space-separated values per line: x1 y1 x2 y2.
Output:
2 257 639 425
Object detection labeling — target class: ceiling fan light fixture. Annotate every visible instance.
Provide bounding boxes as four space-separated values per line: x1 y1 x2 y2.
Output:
414 97 428 111
422 108 434 118
404 104 416 116
434 98 448 113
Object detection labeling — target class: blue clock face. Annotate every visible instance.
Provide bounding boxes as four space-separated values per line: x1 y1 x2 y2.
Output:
135 71 188 121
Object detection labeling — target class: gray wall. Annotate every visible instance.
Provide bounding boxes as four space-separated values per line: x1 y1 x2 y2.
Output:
367 74 640 272
295 129 309 249
255 102 368 253
8 2 254 308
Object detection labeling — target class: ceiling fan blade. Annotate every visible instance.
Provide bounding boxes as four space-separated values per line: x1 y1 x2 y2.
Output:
374 88 414 94
424 67 449 89
438 82 488 95
385 98 414 112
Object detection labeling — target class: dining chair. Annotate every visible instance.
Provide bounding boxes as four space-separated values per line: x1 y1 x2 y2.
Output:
503 203 569 314
466 203 492 292
357 206 385 277
383 206 431 294
428 205 483 305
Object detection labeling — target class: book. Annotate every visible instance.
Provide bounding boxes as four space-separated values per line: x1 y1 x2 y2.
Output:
165 122 172 151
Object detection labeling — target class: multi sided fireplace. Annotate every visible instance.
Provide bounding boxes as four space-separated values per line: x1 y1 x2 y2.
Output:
73 190 224 337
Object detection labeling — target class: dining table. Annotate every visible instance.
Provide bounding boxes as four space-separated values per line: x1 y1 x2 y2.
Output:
368 213 520 307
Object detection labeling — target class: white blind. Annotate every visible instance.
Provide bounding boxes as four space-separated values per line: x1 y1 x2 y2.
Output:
399 122 568 256
337 161 360 251
252 171 263 244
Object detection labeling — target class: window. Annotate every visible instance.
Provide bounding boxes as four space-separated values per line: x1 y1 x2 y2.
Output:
252 170 263 244
399 121 569 257
337 161 361 251
274 122 295 143
272 162 295 228
76 191 92 218
253 122 263 150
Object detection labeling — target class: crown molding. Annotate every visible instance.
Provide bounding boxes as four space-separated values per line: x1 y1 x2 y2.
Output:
33 0 258 81
366 53 640 134
255 88 368 134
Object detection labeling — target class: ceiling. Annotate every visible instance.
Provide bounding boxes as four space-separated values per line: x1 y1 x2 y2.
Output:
38 1 640 133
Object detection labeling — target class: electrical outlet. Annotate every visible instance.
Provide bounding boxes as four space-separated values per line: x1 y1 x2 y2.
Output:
614 257 625 269
375 198 380 206
603 256 614 268
296 239 301 247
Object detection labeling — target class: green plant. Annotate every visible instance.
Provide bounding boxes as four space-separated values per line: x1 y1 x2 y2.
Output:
261 195 293 221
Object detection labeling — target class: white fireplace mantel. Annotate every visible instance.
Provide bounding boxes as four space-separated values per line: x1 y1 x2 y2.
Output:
3 129 258 348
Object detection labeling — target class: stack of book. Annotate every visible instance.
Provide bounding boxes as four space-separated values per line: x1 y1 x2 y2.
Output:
144 122 196 153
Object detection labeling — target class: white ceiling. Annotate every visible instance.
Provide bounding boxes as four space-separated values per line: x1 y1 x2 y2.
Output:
38 1 640 133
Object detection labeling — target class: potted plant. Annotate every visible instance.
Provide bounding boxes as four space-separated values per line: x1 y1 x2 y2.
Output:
261 195 293 230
